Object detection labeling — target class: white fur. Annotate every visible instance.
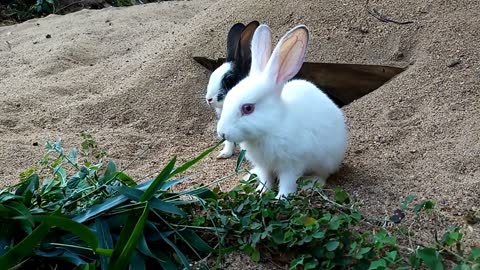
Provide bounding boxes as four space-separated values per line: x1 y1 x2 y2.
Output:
205 62 232 109
217 25 348 198
205 62 237 158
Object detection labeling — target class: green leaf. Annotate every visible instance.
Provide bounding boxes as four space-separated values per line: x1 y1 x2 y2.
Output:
15 173 39 206
452 264 472 270
417 248 444 270
170 140 224 177
116 172 137 187
73 195 128 223
312 231 325 239
67 167 89 189
178 230 212 253
334 187 350 204
235 149 247 173
368 259 387 269
139 157 176 202
304 259 319 270
441 227 462 246
54 164 67 184
301 216 316 226
160 233 191 270
68 148 77 164
469 247 480 260
414 200 436 214
73 180 153 223
0 193 22 203
149 198 186 216
95 219 113 270
328 215 343 230
157 252 178 270
137 233 163 261
6 201 34 233
326 240 340 251
251 248 260 262
160 177 191 191
35 215 98 250
0 222 50 269
182 186 217 200
386 250 398 262
355 247 372 259
108 203 150 270
401 194 416 209
129 250 146 270
113 186 144 202
290 255 306 269
101 161 117 184
74 263 96 270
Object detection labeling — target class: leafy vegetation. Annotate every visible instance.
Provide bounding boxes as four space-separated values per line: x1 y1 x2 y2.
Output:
0 0 164 23
0 135 478 269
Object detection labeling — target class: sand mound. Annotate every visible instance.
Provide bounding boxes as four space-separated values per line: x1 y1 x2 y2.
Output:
1 0 479 260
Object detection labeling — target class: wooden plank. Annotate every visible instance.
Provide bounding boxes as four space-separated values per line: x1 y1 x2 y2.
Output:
193 57 405 106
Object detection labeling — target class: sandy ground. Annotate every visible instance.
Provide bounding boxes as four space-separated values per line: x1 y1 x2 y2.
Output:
0 0 479 267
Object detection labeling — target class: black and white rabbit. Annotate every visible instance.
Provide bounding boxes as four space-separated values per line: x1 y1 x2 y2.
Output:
205 21 259 158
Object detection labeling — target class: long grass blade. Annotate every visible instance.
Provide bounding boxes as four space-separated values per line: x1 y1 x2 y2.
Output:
95 219 113 270
113 186 144 202
170 140 224 177
139 157 176 202
179 230 213 253
235 149 247 173
160 233 191 270
108 202 150 270
35 215 98 250
0 222 50 269
149 198 186 217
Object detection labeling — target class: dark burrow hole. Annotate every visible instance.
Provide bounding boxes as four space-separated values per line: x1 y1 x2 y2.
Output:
193 57 406 107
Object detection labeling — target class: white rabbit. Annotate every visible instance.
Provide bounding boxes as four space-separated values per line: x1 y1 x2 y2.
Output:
205 21 259 159
217 24 348 199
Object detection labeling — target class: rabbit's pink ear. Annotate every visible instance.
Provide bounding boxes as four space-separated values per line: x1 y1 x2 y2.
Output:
250 24 272 74
266 25 309 85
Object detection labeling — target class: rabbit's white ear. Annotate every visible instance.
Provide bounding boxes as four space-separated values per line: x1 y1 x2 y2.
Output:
265 25 309 85
250 24 272 74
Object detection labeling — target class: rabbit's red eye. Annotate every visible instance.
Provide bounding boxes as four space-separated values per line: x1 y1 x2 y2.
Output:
241 103 255 115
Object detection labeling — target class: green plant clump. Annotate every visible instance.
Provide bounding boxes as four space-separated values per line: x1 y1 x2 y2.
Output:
0 0 162 23
0 136 478 270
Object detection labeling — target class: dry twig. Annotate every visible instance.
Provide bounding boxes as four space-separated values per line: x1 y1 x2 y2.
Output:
366 0 414 25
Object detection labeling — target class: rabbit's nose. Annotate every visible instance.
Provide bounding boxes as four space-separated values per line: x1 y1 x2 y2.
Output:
207 98 213 103
218 133 226 140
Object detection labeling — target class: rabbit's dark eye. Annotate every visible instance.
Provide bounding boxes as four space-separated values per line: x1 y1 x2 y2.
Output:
217 89 226 102
222 73 236 90
241 103 255 115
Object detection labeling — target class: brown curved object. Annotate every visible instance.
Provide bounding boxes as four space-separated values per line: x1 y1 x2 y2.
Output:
193 56 405 107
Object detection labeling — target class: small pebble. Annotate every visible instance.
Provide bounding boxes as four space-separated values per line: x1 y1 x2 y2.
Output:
394 51 404 60
359 26 369 34
32 142 39 146
447 59 461 67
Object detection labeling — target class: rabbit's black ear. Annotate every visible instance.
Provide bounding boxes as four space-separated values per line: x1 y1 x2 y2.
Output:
226 23 245 62
235 21 260 74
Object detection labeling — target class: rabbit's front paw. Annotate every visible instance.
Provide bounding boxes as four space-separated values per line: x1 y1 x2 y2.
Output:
216 141 235 159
